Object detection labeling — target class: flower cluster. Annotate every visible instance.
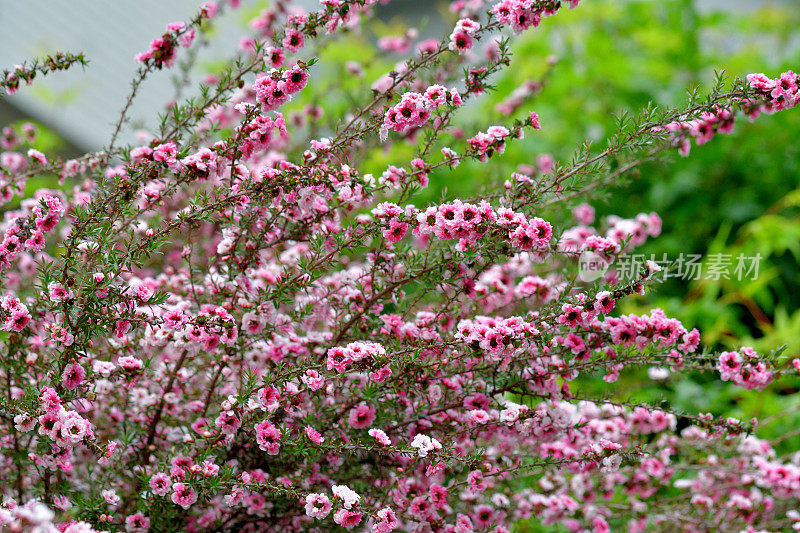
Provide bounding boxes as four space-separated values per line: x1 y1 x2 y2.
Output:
559 210 661 272
448 18 481 52
491 0 582 34
326 340 387 373
455 315 538 356
0 191 64 270
717 347 774 390
236 112 288 158
253 65 309 112
412 200 552 251
134 21 196 69
661 69 799 156
747 69 800 111
0 293 30 332
382 85 462 137
467 124 522 161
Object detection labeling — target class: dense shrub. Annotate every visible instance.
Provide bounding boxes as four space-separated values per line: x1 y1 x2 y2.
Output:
0 1 798 531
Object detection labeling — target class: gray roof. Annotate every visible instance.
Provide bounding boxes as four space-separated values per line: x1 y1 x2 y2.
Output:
0 0 269 150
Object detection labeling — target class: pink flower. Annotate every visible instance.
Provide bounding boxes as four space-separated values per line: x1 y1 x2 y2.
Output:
60 411 89 444
61 362 86 390
529 111 541 129
529 217 553 247
38 411 62 439
14 413 35 432
163 309 189 330
384 218 408 243
327 346 353 373
679 328 701 353
102 489 120 507
266 46 285 67
53 495 72 511
374 507 399 532
301 369 325 390
368 428 391 445
255 420 282 454
149 473 171 496
410 434 442 457
348 403 376 429
467 470 486 493
118 356 144 371
40 386 62 412
259 386 281 411
747 73 776 92
449 31 473 52
557 303 585 327
48 282 71 302
371 365 392 383
125 513 150 532
468 409 491 425
283 65 308 94
179 28 195 48
135 31 180 68
171 482 198 509
333 509 363 528
3 309 30 332
283 29 305 53
27 149 47 165
474 504 495 528
717 351 742 381
305 425 325 444
304 493 332 519
201 460 219 477
215 411 241 435
573 203 595 224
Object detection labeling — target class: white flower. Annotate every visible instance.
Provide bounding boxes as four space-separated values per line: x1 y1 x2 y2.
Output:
101 488 121 507
499 400 526 425
60 412 89 445
410 434 442 457
647 366 670 380
92 360 116 377
331 484 360 509
601 455 622 473
646 259 662 274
